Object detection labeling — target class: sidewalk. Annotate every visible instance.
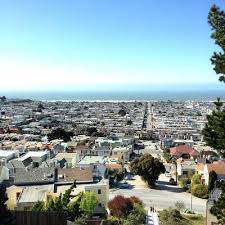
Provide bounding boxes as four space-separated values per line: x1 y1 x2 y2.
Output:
146 210 159 225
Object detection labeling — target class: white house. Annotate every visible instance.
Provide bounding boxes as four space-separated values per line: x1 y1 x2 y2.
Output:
0 166 10 183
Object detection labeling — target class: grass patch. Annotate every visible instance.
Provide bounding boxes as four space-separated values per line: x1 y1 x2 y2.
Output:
183 214 205 225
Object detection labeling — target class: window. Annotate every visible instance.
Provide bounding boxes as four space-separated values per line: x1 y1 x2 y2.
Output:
98 189 101 194
16 192 21 200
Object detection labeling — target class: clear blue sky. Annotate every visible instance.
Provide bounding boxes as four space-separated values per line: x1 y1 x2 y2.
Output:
0 0 224 92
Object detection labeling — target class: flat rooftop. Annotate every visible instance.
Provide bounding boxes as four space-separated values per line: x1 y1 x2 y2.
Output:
18 184 53 203
0 150 17 158
18 151 48 161
78 156 106 164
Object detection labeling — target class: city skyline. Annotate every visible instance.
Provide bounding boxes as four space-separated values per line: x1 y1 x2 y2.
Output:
0 0 224 91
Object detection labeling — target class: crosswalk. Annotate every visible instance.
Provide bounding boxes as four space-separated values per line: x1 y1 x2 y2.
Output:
146 210 159 225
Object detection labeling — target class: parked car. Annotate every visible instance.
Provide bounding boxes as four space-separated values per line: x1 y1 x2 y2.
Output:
169 178 176 185
165 172 171 177
120 181 129 189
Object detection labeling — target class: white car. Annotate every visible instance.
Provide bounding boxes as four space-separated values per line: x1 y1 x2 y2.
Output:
165 172 171 177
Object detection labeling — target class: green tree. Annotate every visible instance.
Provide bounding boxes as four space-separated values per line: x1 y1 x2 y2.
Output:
47 128 74 142
45 197 55 211
32 201 45 211
191 174 201 185
192 184 208 199
202 98 225 157
208 4 225 82
202 3 225 157
129 154 166 187
123 203 146 225
210 190 225 225
74 215 87 225
0 185 14 225
54 194 64 211
68 192 84 221
208 170 218 192
0 96 6 103
79 192 98 216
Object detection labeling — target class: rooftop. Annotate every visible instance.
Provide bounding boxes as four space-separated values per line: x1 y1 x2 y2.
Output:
18 151 48 161
0 150 18 158
18 185 53 203
57 167 93 184
78 156 106 165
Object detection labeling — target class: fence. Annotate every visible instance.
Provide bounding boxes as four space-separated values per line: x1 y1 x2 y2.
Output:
11 210 67 225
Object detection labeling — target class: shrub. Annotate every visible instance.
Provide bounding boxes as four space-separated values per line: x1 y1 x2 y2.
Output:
159 208 189 225
130 196 143 206
191 174 201 185
108 195 133 218
192 184 208 199
174 201 185 212
123 203 146 225
162 150 171 163
179 177 190 189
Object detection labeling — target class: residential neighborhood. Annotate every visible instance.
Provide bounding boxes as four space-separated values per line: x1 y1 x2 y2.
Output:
0 98 224 224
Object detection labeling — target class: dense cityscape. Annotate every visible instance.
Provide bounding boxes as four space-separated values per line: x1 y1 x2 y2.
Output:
0 97 224 224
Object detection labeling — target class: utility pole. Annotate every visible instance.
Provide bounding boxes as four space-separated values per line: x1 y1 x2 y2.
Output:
205 199 208 225
190 179 193 212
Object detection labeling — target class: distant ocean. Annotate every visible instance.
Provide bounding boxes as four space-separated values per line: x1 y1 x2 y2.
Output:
2 90 225 101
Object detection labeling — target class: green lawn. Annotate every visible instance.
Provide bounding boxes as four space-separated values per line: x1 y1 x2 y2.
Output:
183 214 205 225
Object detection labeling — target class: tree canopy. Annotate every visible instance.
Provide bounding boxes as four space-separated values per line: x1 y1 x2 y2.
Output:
79 192 98 216
107 195 145 225
47 128 74 142
208 170 218 192
108 195 133 218
129 154 165 187
202 98 225 157
208 4 225 82
210 183 225 225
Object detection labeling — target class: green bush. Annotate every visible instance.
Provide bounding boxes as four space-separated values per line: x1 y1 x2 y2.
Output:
162 151 171 163
191 174 201 185
192 184 208 199
159 208 189 225
179 177 190 189
174 201 185 212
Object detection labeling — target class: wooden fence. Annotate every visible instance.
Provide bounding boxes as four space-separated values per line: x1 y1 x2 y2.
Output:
11 210 67 225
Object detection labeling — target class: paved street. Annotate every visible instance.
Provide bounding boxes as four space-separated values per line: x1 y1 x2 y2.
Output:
109 174 207 215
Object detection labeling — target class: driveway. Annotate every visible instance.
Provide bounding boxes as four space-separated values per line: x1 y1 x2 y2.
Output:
109 174 206 215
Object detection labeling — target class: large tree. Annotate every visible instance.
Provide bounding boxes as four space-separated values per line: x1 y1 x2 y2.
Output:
208 170 218 192
129 154 165 187
208 4 225 82
202 98 225 157
108 195 133 219
47 128 74 142
210 183 225 225
206 4 225 224
202 2 225 157
79 192 98 217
